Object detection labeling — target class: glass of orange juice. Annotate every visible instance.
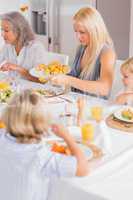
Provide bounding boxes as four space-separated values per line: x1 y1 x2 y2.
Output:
81 123 94 143
91 106 103 122
0 120 5 128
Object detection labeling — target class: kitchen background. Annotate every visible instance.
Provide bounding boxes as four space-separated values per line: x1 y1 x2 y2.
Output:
0 0 133 64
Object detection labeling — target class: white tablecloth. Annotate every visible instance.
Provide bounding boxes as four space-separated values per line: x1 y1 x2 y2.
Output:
2 79 133 200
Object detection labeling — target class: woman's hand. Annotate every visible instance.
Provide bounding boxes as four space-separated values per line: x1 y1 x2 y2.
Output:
50 74 70 86
0 62 20 72
115 93 133 105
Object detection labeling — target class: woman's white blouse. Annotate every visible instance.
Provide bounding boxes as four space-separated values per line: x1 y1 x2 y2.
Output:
0 130 77 200
0 40 46 70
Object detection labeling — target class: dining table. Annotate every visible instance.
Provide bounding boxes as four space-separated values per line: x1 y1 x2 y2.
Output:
1 78 133 200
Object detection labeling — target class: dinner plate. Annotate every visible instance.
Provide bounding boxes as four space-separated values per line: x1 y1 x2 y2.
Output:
29 68 49 78
33 87 66 98
45 139 93 160
113 106 133 123
29 64 70 79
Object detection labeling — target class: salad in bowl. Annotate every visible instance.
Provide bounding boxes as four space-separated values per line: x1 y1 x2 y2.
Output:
0 82 13 103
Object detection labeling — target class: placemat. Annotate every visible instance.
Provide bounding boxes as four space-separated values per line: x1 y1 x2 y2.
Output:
106 114 133 133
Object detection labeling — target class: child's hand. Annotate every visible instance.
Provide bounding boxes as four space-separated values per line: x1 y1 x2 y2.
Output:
51 124 69 139
115 93 133 105
50 74 69 86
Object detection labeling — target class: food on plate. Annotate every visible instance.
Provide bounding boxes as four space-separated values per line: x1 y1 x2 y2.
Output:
36 64 47 71
121 109 133 120
36 61 70 75
38 77 48 83
0 82 13 103
51 142 71 155
0 82 10 90
33 89 56 97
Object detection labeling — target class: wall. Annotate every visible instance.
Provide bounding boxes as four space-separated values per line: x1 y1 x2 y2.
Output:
0 0 20 14
59 0 96 64
97 0 131 60
129 0 133 56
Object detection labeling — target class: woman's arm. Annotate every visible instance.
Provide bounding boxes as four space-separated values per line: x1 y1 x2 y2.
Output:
0 62 39 82
115 93 133 105
51 48 116 96
16 65 39 82
51 124 89 176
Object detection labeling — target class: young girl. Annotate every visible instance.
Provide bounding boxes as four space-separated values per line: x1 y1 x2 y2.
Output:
0 90 89 200
115 57 133 105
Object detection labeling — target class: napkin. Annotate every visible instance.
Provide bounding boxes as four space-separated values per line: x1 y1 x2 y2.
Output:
68 126 81 140
95 121 112 154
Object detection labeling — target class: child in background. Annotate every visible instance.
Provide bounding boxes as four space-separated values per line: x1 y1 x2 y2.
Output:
0 89 89 200
115 57 133 105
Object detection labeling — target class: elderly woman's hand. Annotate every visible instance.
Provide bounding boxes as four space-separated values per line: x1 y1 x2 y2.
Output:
50 74 70 86
0 62 20 72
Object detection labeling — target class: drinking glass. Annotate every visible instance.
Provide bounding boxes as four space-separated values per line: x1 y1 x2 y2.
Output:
60 102 75 126
81 122 94 144
90 90 104 122
90 106 103 122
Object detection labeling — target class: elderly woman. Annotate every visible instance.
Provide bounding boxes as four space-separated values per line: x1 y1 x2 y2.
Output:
51 7 116 99
0 11 46 81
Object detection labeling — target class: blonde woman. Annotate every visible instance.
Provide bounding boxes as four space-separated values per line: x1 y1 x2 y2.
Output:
0 11 46 81
115 57 133 104
51 7 116 99
0 90 88 199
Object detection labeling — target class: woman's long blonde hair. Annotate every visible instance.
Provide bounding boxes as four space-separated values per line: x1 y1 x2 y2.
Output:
73 7 113 78
2 90 50 143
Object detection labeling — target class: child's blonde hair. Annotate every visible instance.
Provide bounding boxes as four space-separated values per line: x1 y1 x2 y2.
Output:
2 90 50 143
121 57 133 73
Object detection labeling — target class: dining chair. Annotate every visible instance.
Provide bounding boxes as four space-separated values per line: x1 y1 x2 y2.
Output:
43 51 69 65
109 59 124 101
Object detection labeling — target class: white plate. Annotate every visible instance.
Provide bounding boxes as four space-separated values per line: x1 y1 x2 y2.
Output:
0 71 8 79
29 68 49 78
113 106 133 123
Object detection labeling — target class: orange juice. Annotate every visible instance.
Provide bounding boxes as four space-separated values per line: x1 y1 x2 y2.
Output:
81 123 94 143
91 106 103 122
0 120 5 128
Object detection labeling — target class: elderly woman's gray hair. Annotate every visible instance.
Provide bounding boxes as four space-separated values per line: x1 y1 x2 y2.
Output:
1 11 35 46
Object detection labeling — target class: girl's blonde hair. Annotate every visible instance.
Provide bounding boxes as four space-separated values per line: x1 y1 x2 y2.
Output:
73 7 113 78
2 90 50 143
121 57 133 73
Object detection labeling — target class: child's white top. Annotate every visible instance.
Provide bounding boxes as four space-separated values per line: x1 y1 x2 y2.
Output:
0 130 77 200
